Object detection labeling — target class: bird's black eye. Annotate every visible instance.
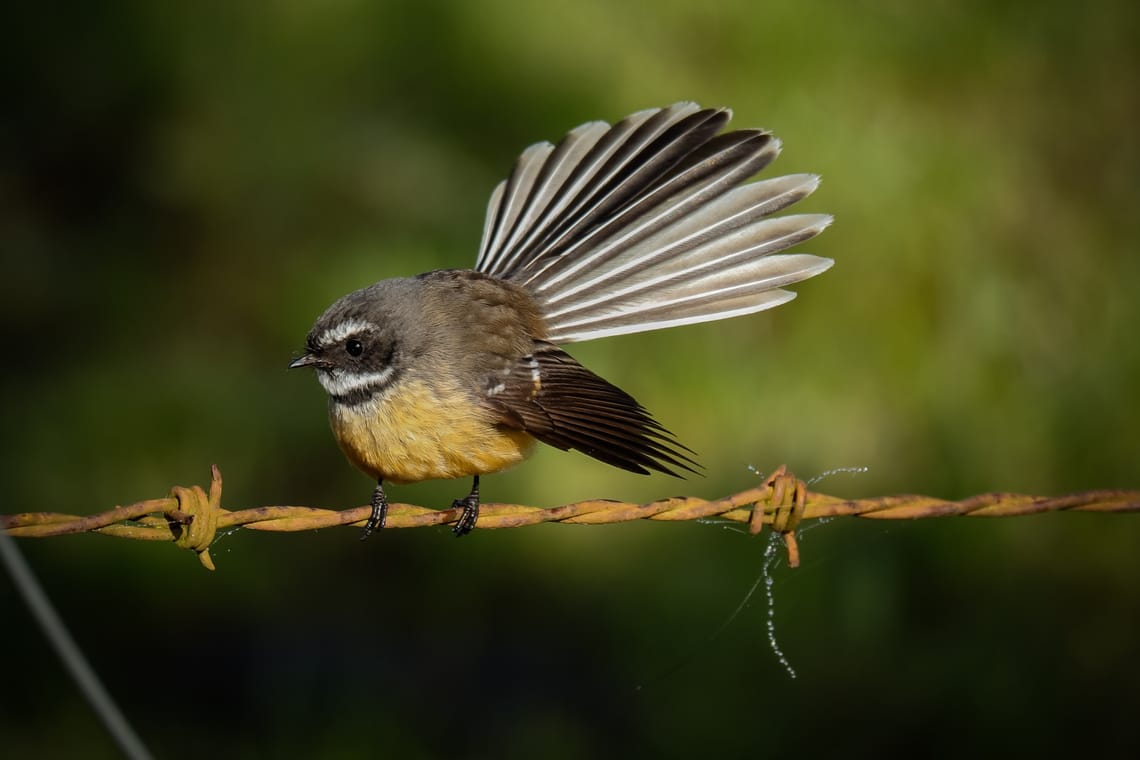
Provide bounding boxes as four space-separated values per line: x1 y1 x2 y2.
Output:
345 339 363 357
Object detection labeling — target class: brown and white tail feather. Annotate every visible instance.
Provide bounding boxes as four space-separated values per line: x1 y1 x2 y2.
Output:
474 102 832 345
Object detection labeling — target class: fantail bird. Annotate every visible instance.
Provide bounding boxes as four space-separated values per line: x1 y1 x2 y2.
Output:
290 103 833 537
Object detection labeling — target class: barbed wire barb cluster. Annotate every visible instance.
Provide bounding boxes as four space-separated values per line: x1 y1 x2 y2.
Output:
2 465 1137 571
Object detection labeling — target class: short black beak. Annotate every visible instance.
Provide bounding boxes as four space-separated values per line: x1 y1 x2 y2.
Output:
288 353 322 370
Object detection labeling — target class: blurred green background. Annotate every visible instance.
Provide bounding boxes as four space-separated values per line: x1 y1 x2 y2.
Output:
2 0 1138 756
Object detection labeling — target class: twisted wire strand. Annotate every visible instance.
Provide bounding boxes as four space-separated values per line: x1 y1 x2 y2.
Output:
2 465 1137 571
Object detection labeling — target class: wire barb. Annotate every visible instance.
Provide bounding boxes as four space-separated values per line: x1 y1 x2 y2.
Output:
2 466 1138 571
748 464 806 567
166 465 223 570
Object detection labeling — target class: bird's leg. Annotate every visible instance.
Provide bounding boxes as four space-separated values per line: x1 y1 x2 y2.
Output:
361 479 388 540
451 475 481 537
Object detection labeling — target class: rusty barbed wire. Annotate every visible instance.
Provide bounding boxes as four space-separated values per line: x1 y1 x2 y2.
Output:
2 465 1137 571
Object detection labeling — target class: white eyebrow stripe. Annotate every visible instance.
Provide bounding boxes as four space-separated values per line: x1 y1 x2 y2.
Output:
317 366 396 398
319 318 374 346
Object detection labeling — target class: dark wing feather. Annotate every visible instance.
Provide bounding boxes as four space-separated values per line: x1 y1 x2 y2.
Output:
484 342 699 476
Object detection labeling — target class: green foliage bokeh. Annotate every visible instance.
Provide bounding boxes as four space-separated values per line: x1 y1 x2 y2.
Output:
2 1 1137 756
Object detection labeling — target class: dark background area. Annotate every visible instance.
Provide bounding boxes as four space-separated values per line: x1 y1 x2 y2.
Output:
2 1 1138 756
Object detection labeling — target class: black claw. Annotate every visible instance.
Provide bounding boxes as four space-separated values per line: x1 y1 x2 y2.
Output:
451 476 480 537
361 480 388 540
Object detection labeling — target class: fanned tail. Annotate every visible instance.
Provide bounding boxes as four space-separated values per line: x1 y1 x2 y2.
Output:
474 103 832 344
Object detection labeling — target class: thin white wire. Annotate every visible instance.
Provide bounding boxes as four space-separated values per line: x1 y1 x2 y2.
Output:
0 531 152 760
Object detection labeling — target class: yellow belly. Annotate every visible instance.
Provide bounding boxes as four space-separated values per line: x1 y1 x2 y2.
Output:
328 377 534 483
